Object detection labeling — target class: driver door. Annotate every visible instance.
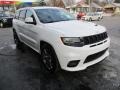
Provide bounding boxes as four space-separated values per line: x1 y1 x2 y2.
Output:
23 9 38 50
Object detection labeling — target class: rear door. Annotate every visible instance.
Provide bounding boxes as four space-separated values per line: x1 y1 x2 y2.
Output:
13 10 20 32
17 9 27 42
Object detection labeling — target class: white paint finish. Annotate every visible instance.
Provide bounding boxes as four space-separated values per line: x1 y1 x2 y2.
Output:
13 7 110 71
0 47 4 50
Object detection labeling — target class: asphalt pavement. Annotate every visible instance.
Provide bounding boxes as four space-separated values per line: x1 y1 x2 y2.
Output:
0 16 120 90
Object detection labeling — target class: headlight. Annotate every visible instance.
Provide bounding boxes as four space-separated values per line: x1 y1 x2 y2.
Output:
61 37 84 47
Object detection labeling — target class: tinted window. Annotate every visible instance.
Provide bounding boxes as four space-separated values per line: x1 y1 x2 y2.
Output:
35 8 76 23
0 13 8 17
19 10 26 21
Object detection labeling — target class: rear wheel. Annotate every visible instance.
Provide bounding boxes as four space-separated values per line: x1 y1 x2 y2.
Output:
41 44 60 73
13 30 23 50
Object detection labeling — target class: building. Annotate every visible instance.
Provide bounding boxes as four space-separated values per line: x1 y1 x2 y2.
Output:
104 3 116 13
66 1 89 14
113 3 120 15
91 2 103 12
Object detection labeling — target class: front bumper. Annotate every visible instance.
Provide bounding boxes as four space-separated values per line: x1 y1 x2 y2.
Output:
2 18 13 26
55 38 110 71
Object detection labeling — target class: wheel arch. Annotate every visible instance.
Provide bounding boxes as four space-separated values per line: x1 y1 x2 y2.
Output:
13 28 16 32
40 40 61 69
13 28 18 36
13 28 21 42
40 41 56 54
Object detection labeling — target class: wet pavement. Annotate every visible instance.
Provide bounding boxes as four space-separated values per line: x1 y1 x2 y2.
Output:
0 16 120 90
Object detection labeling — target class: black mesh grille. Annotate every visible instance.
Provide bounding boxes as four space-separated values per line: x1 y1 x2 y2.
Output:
83 32 108 45
7 18 13 22
84 48 108 63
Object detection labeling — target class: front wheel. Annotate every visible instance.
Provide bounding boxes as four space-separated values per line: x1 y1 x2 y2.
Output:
89 18 92 21
98 17 100 21
41 44 60 73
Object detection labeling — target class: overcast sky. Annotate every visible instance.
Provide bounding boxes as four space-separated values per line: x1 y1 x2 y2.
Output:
75 0 114 3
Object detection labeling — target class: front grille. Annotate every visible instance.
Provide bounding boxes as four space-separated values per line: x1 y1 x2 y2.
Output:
84 48 108 63
6 18 13 25
7 18 13 23
83 32 108 45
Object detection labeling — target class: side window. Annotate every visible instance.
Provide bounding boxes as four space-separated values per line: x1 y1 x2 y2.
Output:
26 10 36 22
19 10 26 21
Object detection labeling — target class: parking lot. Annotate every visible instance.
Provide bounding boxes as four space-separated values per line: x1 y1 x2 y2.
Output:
0 16 120 90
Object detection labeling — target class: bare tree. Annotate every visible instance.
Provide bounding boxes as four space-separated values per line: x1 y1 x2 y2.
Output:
47 0 76 7
48 0 65 7
62 0 75 6
39 0 46 6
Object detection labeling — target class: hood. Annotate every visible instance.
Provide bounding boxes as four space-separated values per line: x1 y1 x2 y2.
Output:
45 20 106 37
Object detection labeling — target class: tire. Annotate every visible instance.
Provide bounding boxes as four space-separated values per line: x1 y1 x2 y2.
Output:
89 18 92 21
13 30 23 50
98 17 100 21
101 16 103 19
41 44 60 73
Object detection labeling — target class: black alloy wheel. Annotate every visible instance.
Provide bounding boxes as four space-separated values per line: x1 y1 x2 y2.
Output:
13 30 23 50
41 44 60 73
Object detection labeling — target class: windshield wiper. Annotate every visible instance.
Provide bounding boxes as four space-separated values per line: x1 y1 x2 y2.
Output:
44 19 76 23
53 19 76 22
46 21 55 23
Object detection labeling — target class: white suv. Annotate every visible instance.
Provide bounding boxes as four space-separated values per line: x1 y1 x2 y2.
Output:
13 7 110 72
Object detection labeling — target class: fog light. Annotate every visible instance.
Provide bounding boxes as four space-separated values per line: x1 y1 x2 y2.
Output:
67 60 80 67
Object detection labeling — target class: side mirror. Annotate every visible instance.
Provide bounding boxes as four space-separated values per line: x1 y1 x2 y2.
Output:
25 17 36 25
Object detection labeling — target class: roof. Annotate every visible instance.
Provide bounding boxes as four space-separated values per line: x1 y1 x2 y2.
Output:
104 4 116 8
77 2 89 7
66 1 89 8
32 6 62 9
66 5 77 8
17 6 62 10
113 3 120 7
91 2 102 8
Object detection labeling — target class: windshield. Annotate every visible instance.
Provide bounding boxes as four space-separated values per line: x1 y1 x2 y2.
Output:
35 8 76 23
0 13 8 17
